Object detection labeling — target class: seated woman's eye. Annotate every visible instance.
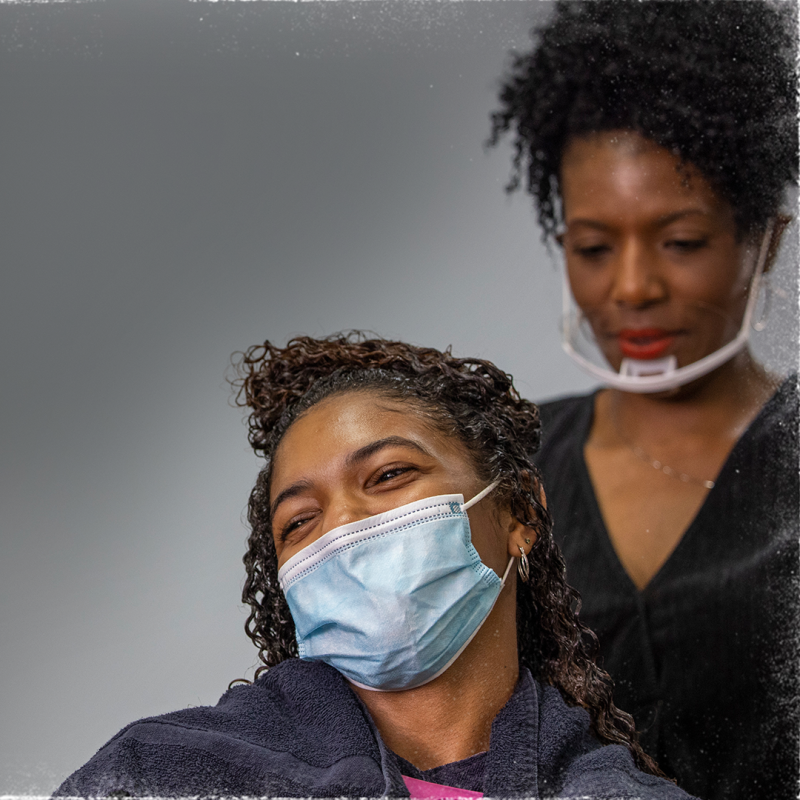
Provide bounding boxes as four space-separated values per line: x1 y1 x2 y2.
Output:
280 513 317 540
370 464 414 486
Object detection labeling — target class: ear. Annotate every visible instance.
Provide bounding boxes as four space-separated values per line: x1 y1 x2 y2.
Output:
503 511 536 558
505 512 537 560
763 213 792 274
502 469 546 559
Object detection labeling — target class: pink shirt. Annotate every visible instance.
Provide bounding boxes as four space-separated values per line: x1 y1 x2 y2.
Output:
402 775 483 799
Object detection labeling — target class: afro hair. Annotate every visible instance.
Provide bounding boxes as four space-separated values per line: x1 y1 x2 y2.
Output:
489 0 798 239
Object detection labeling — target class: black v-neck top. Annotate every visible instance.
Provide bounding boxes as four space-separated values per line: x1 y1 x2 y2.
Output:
535 376 799 800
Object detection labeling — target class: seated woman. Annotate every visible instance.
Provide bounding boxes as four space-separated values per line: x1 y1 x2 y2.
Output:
56 333 693 798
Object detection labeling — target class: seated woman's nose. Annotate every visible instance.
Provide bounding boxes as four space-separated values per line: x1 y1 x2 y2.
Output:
324 499 371 533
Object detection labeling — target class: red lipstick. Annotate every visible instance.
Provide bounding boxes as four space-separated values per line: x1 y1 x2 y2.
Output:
617 328 676 359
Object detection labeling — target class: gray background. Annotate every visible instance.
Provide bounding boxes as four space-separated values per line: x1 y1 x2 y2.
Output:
0 1 796 794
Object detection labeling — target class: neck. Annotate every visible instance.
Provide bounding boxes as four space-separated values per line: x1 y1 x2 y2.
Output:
350 578 519 771
602 350 780 443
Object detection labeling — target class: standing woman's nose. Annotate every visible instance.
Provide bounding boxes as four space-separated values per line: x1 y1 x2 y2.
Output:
610 237 668 308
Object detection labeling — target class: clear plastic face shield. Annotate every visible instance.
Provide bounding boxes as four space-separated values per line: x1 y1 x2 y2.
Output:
559 220 777 393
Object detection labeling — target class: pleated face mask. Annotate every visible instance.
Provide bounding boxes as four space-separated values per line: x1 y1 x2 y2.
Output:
277 480 512 691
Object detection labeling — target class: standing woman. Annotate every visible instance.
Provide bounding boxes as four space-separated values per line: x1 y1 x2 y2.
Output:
489 3 798 799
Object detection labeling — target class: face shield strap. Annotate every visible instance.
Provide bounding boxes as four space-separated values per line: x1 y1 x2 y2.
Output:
560 219 775 393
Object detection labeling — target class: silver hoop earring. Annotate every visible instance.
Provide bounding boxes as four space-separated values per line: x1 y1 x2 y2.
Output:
517 546 530 583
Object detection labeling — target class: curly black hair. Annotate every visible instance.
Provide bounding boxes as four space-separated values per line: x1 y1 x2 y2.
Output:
230 331 662 777
488 0 798 240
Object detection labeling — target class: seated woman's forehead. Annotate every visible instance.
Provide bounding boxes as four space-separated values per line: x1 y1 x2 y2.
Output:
277 392 462 466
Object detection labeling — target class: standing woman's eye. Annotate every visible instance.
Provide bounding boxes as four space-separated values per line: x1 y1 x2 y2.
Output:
566 237 613 260
574 243 612 258
665 237 708 253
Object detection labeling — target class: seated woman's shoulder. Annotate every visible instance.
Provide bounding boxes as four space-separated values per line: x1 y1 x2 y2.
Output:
535 683 695 799
53 660 388 798
55 660 696 799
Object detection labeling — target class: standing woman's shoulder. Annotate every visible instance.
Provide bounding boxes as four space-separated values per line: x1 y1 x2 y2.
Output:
536 390 597 461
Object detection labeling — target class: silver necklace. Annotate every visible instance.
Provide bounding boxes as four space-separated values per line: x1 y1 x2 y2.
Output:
627 441 715 489
611 406 716 489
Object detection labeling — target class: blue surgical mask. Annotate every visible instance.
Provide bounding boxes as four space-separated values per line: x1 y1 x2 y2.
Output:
277 481 513 691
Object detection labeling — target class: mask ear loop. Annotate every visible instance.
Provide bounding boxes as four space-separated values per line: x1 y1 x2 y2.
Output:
462 480 515 587
462 479 500 511
500 556 515 588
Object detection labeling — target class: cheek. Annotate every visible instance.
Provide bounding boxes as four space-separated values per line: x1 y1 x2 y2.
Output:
674 251 752 313
566 262 611 310
468 510 510 577
272 533 286 568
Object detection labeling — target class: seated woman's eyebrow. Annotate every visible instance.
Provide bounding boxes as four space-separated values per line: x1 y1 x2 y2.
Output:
345 436 431 468
270 479 314 519
270 438 429 519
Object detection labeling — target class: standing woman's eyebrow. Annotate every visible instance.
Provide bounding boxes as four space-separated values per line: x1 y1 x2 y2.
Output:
655 208 713 227
345 436 432 468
